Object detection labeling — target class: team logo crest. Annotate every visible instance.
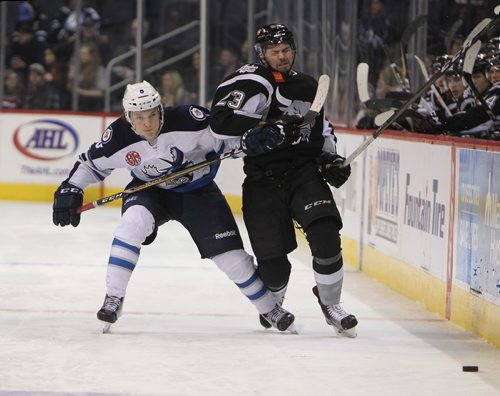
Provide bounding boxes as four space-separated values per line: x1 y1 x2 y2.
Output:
189 106 206 120
101 126 112 143
237 64 259 74
125 151 141 166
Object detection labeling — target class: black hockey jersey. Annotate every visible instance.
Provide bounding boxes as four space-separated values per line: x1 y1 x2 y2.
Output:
67 105 238 192
210 64 336 169
445 83 500 133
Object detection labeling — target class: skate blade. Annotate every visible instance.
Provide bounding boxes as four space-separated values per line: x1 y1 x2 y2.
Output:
102 322 112 334
336 326 357 338
287 323 299 334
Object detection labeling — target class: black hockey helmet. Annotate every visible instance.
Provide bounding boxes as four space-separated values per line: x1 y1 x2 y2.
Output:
472 53 490 74
431 54 452 74
484 37 500 56
445 58 463 78
254 23 296 61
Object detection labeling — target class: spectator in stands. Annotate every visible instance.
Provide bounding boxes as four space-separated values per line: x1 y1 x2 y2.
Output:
160 70 190 107
43 46 70 109
48 3 105 64
8 22 46 80
67 42 106 112
183 51 201 104
111 18 162 81
376 64 403 98
2 70 24 109
79 12 112 64
449 35 465 56
22 63 61 110
358 0 391 87
215 47 241 82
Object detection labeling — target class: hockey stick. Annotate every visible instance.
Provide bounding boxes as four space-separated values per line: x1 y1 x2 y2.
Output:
374 110 395 127
399 14 427 86
77 148 242 213
414 55 453 117
462 40 500 130
445 19 463 52
356 63 371 103
343 15 500 167
77 75 330 213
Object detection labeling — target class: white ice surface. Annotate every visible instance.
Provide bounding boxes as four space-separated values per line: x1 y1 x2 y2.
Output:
0 201 499 396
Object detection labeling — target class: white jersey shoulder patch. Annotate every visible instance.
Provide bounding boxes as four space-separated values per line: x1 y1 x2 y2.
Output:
101 126 113 143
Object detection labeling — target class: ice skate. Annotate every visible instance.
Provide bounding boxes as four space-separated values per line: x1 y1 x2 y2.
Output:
259 287 287 329
261 304 297 334
97 294 124 333
312 286 357 338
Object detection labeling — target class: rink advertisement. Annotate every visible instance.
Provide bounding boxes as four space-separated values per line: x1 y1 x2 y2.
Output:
365 139 451 280
455 149 500 303
0 112 102 184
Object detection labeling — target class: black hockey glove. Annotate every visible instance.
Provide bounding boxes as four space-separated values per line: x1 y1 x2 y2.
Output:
241 123 285 156
53 182 83 227
279 114 304 142
318 153 351 188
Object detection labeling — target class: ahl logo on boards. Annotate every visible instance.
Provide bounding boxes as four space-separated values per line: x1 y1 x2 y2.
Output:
13 119 79 161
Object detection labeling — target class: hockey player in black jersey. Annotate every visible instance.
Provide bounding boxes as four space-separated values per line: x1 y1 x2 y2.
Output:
52 80 295 333
210 24 358 337
441 53 500 138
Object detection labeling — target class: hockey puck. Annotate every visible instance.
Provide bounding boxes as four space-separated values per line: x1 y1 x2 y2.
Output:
462 366 479 372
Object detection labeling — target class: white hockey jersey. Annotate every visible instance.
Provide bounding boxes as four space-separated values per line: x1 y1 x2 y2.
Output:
67 105 239 192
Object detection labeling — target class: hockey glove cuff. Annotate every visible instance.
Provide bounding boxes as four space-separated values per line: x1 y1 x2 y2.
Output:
53 182 83 227
241 123 285 156
318 153 351 188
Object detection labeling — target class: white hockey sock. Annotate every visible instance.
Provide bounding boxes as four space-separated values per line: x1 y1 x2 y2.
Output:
106 237 141 298
105 205 154 297
211 249 276 314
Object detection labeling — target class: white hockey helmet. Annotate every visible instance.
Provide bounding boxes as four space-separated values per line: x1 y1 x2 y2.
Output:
122 80 164 130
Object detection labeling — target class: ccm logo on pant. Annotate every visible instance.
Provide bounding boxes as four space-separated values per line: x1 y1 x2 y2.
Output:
305 200 331 210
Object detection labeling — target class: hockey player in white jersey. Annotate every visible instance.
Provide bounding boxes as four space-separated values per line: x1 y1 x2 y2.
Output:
210 24 358 337
52 81 295 333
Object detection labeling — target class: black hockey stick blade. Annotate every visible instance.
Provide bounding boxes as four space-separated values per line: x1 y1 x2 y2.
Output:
400 14 427 82
343 14 500 167
401 14 427 46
